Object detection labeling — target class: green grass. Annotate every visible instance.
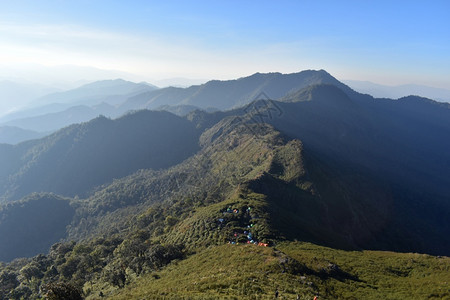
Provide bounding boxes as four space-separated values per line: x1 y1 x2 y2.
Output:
279 242 450 300
108 244 316 300
104 242 449 300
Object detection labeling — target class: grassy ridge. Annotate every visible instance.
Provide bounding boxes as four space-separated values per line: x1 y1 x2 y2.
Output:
279 242 450 300
109 242 450 300
109 244 316 300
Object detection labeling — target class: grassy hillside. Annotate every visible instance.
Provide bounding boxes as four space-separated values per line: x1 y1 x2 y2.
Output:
279 242 450 300
109 242 450 300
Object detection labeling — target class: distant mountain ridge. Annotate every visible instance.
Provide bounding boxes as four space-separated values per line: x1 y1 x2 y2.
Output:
0 70 356 142
32 78 157 107
0 79 157 122
0 79 159 140
0 80 60 118
0 126 46 144
120 70 354 111
1 103 116 132
344 79 450 102
3 72 447 142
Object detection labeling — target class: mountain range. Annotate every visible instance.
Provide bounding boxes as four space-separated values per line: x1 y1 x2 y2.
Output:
344 80 450 102
0 80 60 118
0 70 449 299
3 70 449 146
0 79 158 143
0 70 359 143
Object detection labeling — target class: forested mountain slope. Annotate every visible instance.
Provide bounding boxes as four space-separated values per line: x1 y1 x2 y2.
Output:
0 193 74 261
271 84 450 254
0 110 200 202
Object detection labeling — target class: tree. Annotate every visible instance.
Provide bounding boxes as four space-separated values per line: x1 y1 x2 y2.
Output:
165 215 179 227
9 285 32 300
41 282 83 300
20 264 43 282
0 270 19 298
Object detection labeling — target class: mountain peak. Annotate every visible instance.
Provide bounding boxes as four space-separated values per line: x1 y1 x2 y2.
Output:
76 78 151 90
122 69 350 112
280 83 352 106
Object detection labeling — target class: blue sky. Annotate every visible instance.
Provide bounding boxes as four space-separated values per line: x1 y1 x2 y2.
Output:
0 0 449 87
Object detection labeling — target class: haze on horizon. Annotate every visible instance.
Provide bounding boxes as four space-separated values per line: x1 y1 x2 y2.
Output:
0 1 449 89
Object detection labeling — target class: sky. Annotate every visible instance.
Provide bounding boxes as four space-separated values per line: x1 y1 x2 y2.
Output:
0 0 449 88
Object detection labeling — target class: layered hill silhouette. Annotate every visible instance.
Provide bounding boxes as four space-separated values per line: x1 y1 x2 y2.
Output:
2 103 118 132
120 69 353 111
0 70 449 299
0 125 45 144
0 70 383 143
2 70 353 140
344 79 450 102
0 79 158 136
30 78 156 108
0 80 59 118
